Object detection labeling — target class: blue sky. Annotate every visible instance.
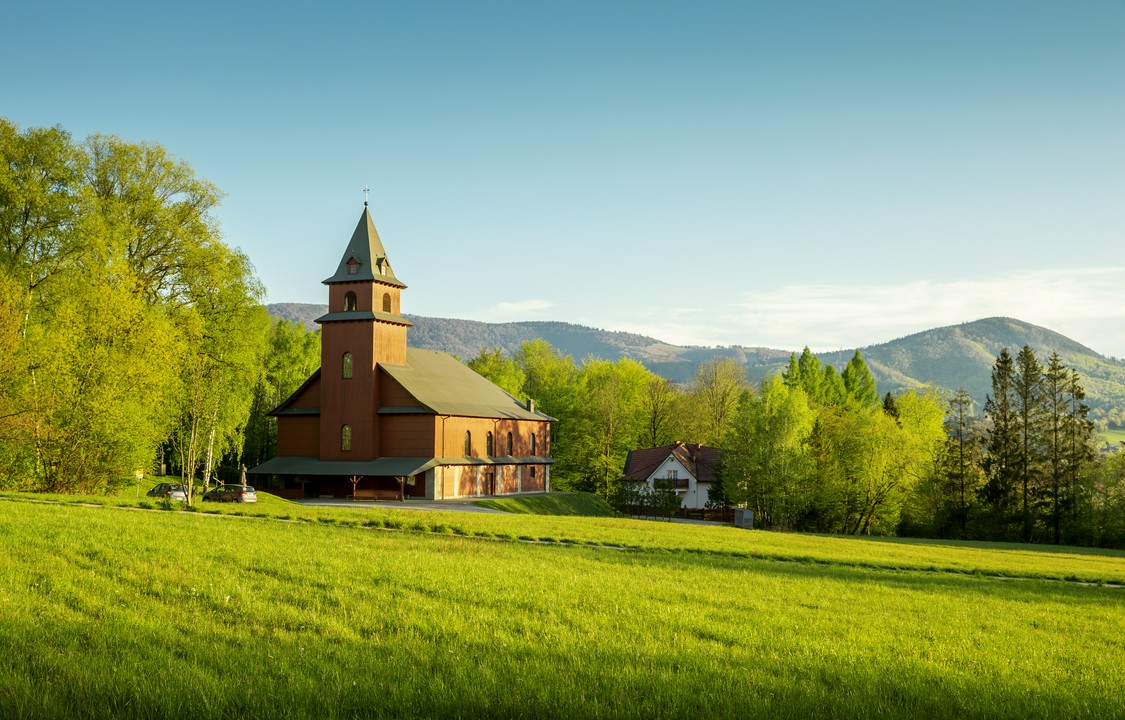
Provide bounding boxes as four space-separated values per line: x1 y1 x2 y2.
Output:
5 1 1125 356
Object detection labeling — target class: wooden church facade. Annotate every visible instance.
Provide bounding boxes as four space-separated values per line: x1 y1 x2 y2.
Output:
250 206 554 500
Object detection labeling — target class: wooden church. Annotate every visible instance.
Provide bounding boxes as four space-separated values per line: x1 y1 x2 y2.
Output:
249 205 554 500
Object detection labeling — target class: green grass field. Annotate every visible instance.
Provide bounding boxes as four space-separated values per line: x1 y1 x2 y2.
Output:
1 495 1122 718
1100 426 1125 447
471 491 616 516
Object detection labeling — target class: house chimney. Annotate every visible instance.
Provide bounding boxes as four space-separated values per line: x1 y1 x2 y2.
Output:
527 398 536 413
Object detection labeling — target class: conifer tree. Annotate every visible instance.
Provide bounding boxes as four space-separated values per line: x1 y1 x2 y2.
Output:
883 392 900 423
983 348 1020 536
821 365 846 405
943 387 981 538
1043 352 1070 544
1013 345 1046 540
842 350 879 408
781 353 801 389
1064 368 1097 540
796 348 824 403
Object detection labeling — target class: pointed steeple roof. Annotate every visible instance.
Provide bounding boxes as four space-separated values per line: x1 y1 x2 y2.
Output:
322 207 407 287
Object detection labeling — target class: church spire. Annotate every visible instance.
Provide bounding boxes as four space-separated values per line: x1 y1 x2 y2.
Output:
322 206 406 287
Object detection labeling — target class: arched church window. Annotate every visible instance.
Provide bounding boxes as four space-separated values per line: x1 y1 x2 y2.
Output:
486 432 493 456
341 425 352 452
506 432 513 455
464 431 472 456
342 352 353 379
344 292 357 312
382 293 391 313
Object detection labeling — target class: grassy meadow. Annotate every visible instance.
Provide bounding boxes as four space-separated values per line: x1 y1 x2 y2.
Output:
1101 425 1125 447
471 492 616 516
1 494 1123 719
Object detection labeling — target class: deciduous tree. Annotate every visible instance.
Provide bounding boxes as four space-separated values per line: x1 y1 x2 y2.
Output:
723 375 814 528
686 357 748 445
468 347 527 398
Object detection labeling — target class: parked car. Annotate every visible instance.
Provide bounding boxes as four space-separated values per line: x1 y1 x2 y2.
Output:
146 483 188 502
202 484 258 503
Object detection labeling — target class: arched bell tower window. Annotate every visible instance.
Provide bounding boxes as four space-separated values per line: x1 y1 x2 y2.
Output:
464 431 472 456
382 292 391 313
341 425 352 452
344 291 357 312
506 432 513 456
342 352 353 379
486 432 494 456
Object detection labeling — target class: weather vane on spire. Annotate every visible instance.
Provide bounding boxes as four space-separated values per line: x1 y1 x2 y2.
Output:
363 184 370 207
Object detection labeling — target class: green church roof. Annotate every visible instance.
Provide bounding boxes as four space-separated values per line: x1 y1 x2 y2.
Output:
323 206 406 287
380 348 556 421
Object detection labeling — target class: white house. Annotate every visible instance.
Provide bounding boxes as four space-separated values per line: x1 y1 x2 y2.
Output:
621 442 722 510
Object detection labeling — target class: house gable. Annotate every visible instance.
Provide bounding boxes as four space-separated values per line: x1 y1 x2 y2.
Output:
644 455 694 485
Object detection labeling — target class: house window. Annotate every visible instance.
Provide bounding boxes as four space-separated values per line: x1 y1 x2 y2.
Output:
531 467 536 478
506 432 513 455
382 293 391 313
486 432 493 456
342 352 353 379
347 258 359 275
530 433 536 455
341 425 352 452
669 470 678 480
344 291 357 312
464 431 471 456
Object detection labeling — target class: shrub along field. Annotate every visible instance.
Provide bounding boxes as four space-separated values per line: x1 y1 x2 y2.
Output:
1 495 1122 719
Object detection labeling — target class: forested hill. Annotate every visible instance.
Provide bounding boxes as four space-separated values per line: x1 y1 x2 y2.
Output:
266 304 1125 415
266 303 792 374
813 318 1125 415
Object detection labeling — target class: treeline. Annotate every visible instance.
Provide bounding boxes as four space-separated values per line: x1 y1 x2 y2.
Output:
941 347 1123 546
464 340 950 535
0 120 269 499
463 339 1124 547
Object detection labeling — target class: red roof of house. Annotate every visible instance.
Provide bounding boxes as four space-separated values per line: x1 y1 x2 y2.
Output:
621 442 722 483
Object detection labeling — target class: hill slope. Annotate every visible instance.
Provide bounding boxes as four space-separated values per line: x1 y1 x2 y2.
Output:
267 304 1125 413
817 318 1125 410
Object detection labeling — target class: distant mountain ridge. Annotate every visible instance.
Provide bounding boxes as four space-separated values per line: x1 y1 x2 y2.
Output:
813 318 1125 412
266 303 1125 414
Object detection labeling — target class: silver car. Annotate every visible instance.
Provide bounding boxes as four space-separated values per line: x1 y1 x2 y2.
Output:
146 483 188 502
202 484 258 503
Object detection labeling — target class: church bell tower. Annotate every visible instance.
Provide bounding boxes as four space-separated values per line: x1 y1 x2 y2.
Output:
315 204 412 460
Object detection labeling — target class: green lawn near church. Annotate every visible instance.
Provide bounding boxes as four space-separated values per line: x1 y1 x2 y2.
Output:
1 497 1123 718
